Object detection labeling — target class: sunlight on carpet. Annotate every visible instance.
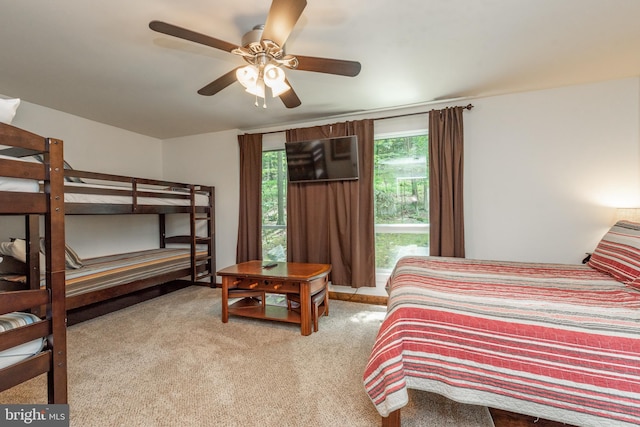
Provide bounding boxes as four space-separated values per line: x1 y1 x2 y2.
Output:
349 310 387 324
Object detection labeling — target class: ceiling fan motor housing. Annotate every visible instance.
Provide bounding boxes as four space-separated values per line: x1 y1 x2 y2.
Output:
237 24 296 70
242 25 265 48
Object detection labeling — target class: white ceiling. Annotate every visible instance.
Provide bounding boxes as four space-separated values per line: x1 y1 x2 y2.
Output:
1 0 640 139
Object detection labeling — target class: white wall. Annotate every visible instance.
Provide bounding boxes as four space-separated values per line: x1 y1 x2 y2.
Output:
464 78 640 263
4 99 165 258
10 100 162 178
161 129 239 274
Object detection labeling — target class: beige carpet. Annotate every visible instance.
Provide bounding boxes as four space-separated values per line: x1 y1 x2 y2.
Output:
1 286 494 427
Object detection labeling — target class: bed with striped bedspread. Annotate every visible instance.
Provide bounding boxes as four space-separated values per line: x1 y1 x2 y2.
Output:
363 256 640 427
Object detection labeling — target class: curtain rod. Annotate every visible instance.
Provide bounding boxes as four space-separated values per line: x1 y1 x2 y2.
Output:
256 103 474 136
377 103 474 121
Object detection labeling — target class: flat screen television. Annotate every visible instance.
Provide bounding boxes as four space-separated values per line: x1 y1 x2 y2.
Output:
285 136 359 183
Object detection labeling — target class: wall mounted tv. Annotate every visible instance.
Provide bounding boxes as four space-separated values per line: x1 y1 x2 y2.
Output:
285 136 359 183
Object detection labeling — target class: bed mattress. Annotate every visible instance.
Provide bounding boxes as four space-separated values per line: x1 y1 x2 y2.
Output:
363 256 640 427
64 248 199 297
63 182 210 206
0 248 202 298
0 312 45 370
0 155 40 193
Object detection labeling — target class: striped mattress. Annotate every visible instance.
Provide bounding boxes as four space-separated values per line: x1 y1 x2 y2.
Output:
1 248 199 298
0 312 45 370
363 256 640 427
64 248 199 297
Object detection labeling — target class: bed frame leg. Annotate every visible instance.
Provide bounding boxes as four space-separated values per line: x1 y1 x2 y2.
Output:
382 409 401 427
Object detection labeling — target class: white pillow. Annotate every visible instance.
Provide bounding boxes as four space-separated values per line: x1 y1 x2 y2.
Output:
0 239 27 262
38 238 83 269
0 238 84 271
0 98 20 124
0 239 45 273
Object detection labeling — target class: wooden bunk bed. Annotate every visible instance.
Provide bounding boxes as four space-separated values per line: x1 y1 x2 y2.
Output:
0 122 215 314
58 166 215 311
0 123 67 403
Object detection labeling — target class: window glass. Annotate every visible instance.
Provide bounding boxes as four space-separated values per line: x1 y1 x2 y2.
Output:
374 134 429 271
261 150 287 261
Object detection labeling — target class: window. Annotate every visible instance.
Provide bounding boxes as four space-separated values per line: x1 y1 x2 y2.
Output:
260 131 430 276
374 133 429 280
261 150 287 261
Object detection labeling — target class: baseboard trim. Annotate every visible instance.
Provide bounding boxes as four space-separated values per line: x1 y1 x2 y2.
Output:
329 291 387 306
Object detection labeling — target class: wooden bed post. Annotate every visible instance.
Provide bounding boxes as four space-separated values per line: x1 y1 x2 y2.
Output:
25 215 40 290
25 215 44 317
381 410 401 427
207 187 215 285
45 137 68 404
189 185 215 286
159 214 166 248
189 185 196 282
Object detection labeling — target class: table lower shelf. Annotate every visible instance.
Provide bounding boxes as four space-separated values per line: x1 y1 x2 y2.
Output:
228 297 301 324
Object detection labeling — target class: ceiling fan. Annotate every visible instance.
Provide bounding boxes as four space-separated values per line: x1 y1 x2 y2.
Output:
149 0 361 108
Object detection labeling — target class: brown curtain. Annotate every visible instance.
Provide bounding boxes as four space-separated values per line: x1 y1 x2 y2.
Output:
236 133 263 263
429 107 465 257
286 120 375 287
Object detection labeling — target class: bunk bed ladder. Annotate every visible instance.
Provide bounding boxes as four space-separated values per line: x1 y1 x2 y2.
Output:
190 186 215 285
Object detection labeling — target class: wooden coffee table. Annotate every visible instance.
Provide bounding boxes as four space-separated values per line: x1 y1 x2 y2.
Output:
217 261 332 336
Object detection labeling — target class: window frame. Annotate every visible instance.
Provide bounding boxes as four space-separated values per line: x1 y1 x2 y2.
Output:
373 129 430 273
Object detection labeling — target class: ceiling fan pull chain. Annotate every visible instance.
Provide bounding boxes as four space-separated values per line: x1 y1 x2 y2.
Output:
253 94 268 109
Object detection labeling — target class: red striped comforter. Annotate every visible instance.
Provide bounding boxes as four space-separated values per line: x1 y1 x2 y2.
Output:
363 256 640 427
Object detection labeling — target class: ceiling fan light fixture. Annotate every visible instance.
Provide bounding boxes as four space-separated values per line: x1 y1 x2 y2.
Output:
269 80 290 97
245 77 266 99
263 64 290 97
236 65 258 89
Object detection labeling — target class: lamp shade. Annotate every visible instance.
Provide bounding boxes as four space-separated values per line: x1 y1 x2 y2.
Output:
235 63 290 106
245 79 265 98
236 66 258 89
263 64 290 97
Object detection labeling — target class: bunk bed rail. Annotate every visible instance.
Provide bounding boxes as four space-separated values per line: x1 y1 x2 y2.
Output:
62 169 212 215
0 127 49 214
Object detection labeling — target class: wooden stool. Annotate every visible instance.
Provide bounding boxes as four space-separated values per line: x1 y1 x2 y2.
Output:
287 287 328 332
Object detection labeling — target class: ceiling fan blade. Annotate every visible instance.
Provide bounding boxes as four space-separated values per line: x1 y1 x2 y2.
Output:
197 68 239 96
149 20 237 53
261 0 307 47
294 55 361 77
279 79 301 108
